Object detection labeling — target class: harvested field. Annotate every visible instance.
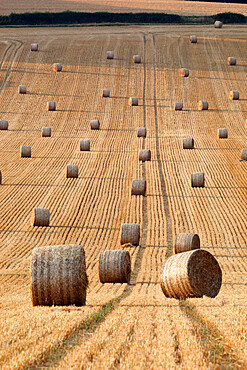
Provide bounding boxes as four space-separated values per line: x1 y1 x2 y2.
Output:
0 24 246 368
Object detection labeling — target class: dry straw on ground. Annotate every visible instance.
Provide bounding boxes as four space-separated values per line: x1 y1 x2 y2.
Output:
79 140 90 151
0 120 8 130
241 149 247 160
99 250 131 283
218 128 228 139
183 138 194 149
229 90 239 100
175 233 200 254
120 223 140 245
107 51 114 59
31 207 50 227
41 127 51 137
160 249 222 298
91 120 100 130
66 164 78 178
131 179 146 196
191 172 205 187
175 102 183 111
214 21 223 28
52 63 62 72
139 149 151 161
190 35 197 43
31 244 88 306
129 97 138 106
179 68 189 77
18 85 26 94
133 55 141 63
198 100 208 110
47 101 56 111
30 43 38 51
20 145 31 158
102 89 110 97
227 57 236 65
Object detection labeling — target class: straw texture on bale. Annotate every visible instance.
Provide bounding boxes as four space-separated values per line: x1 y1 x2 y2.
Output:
133 55 141 63
99 250 131 283
190 35 197 43
42 127 51 137
91 120 100 130
179 68 189 77
198 100 208 110
214 21 223 28
229 91 239 100
20 145 31 158
0 170 2 185
0 120 8 130
137 127 146 137
102 89 110 97
120 224 140 245
175 233 200 254
47 101 56 111
66 164 78 178
107 51 114 59
160 249 222 299
175 102 183 111
191 172 205 188
31 244 88 306
31 43 38 51
139 149 151 162
131 179 146 196
18 85 26 94
31 208 50 227
79 140 90 151
227 57 236 65
183 138 194 149
129 97 138 106
52 63 62 72
241 149 247 161
218 128 228 139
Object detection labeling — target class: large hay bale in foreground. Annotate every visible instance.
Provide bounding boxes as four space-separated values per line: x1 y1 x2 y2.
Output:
133 55 141 63
31 244 88 306
120 224 140 245
42 127 51 137
175 102 183 111
99 250 131 283
179 68 189 77
0 120 8 130
20 145 31 158
131 179 146 196
198 100 208 110
190 35 197 43
107 51 114 59
241 149 247 161
218 128 228 139
102 89 110 98
227 57 236 66
52 63 62 72
137 127 146 138
129 97 138 106
31 43 38 51
139 149 151 162
47 102 56 111
191 172 205 188
214 21 223 28
79 140 90 151
175 233 200 254
91 120 100 130
31 208 50 226
160 249 222 298
229 91 239 100
66 164 78 178
18 85 26 94
183 138 194 149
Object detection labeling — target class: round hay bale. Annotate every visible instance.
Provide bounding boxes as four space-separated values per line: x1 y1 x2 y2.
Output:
229 91 239 100
66 164 78 178
174 233 200 254
31 208 50 227
227 57 236 66
20 145 31 158
139 149 151 162
175 102 183 111
183 138 194 149
0 170 2 185
179 68 189 77
214 21 223 28
107 51 114 59
31 244 88 306
198 100 208 110
133 55 141 63
18 85 26 94
241 149 247 161
131 179 146 196
31 43 38 51
47 102 56 111
102 89 110 98
160 249 222 298
99 250 131 283
42 127 51 137
79 140 90 151
91 120 100 130
190 35 197 43
218 128 228 139
0 120 8 130
120 223 140 245
137 127 146 138
129 97 138 106
52 63 62 72
191 172 205 188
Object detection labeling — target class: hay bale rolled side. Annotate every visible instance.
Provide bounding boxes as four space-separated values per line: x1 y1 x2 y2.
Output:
31 43 38 51
175 233 200 254
190 35 197 43
66 164 78 178
107 51 114 59
179 68 189 77
102 89 110 98
0 120 8 130
198 100 208 110
47 102 56 111
0 170 2 185
227 57 236 65
191 172 205 188
31 244 88 306
229 91 239 100
79 140 90 151
42 127 51 137
218 128 228 139
20 145 31 158
129 97 138 106
214 21 223 28
120 224 140 245
133 55 141 63
241 149 247 161
91 120 100 130
18 85 26 94
99 250 131 283
175 102 183 111
31 208 50 227
131 179 146 196
137 127 146 138
139 149 151 162
183 138 194 149
52 63 62 72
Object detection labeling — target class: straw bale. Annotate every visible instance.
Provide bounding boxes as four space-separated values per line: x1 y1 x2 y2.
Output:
31 208 50 227
218 128 228 139
175 233 200 254
42 127 51 137
179 68 189 77
99 250 131 283
229 91 239 100
139 149 151 162
47 101 56 111
241 149 247 161
191 172 205 188
0 170 1 185
120 223 140 245
31 244 88 306
20 145 31 158
183 138 194 149
18 85 26 94
160 249 222 298
131 179 146 196
227 57 236 65
107 51 114 59
129 97 138 106
214 21 223 28
175 102 183 111
133 55 141 63
79 140 90 151
102 89 110 97
137 127 146 137
52 63 62 72
91 120 100 130
66 164 78 178
198 100 208 110
190 35 197 43
31 43 38 51
0 120 8 130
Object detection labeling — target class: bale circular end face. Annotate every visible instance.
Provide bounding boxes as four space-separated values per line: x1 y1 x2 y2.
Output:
139 149 151 162
31 43 38 51
42 127 51 137
79 140 90 151
52 63 62 72
120 224 140 245
107 51 114 59
218 128 228 139
91 120 100 130
20 145 31 158
227 57 236 65
160 249 222 299
179 68 189 77
133 55 141 63
31 208 50 227
102 89 110 98
183 138 194 149
0 120 8 130
129 97 138 106
18 85 26 94
190 35 197 43
99 250 131 283
229 91 239 100
66 164 78 178
214 21 223 28
31 244 88 306
198 100 208 110
175 102 183 111
131 179 146 196
241 149 247 161
137 127 146 138
175 233 200 254
191 172 205 188
47 102 56 111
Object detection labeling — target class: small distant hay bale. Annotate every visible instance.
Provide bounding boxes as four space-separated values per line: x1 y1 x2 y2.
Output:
120 223 140 245
175 233 200 254
99 250 131 283
107 51 114 59
218 128 228 139
66 164 78 178
190 35 197 43
131 179 146 196
179 68 189 77
137 127 146 137
191 172 205 188
183 138 194 149
229 91 239 100
52 63 62 72
175 102 183 111
198 100 208 110
31 208 50 227
91 120 100 130
214 21 223 28
41 127 51 137
241 149 247 161
160 249 222 298
0 170 2 185
80 140 90 151
31 244 88 306
20 145 31 158
139 149 151 162
129 97 138 106
0 120 8 130
133 55 141 63
47 102 56 111
18 85 26 94
227 57 236 65
31 43 38 51
102 89 110 98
